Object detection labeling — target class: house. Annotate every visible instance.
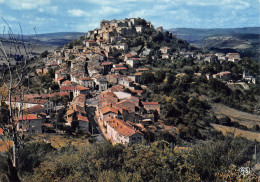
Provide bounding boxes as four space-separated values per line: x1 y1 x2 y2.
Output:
124 53 134 61
101 61 113 75
5 97 54 114
97 77 108 91
126 58 140 68
112 43 128 51
118 77 134 88
117 100 136 113
86 40 97 47
135 25 144 33
160 47 170 54
74 86 90 97
77 115 89 133
79 77 95 89
213 71 231 81
66 114 89 133
142 102 160 114
226 53 240 60
99 106 118 125
17 114 43 134
114 92 132 100
162 54 170 59
106 74 121 84
26 105 45 115
107 118 143 144
56 77 66 85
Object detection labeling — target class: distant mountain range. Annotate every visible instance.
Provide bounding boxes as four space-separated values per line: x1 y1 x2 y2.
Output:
0 32 86 47
169 27 260 60
168 27 260 44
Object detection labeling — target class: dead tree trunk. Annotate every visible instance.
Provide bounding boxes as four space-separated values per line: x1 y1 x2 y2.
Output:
0 18 38 181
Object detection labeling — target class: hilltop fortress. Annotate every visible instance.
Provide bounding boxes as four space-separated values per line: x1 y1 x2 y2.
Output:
87 18 154 42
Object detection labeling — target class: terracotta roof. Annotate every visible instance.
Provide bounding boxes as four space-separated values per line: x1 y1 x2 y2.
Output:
62 80 72 85
66 109 75 116
142 102 159 105
78 115 89 122
107 118 140 137
56 77 65 81
100 106 118 115
0 128 3 135
114 67 127 70
76 86 89 91
60 86 75 91
79 77 93 81
27 105 45 114
117 100 136 110
59 92 69 97
101 61 113 66
136 68 149 71
100 91 117 98
125 53 134 58
18 114 42 121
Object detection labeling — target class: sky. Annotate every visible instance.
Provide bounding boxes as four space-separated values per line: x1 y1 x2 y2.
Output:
0 0 259 34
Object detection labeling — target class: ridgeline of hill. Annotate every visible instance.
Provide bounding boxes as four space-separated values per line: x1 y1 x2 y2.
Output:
169 27 260 61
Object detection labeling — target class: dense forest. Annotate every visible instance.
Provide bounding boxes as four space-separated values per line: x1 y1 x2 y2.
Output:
0 136 259 181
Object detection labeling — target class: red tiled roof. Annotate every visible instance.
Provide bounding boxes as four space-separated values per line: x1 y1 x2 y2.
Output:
114 67 127 70
76 86 89 91
125 53 134 58
56 77 65 81
59 92 69 97
100 91 117 98
79 77 93 81
117 100 136 110
142 102 159 105
100 106 118 115
0 128 3 135
78 115 89 122
27 105 45 114
18 114 42 121
62 80 72 85
107 118 140 137
101 61 113 66
60 86 75 91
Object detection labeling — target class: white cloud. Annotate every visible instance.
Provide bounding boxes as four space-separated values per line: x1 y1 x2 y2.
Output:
98 6 122 14
8 0 50 10
4 16 16 21
67 9 90 17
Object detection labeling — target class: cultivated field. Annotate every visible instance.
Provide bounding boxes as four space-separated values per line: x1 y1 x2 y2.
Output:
210 103 260 128
211 124 260 142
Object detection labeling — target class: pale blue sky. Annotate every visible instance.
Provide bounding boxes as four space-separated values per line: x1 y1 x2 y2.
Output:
0 0 259 34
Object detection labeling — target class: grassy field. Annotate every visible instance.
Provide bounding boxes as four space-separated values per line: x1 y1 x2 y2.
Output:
211 124 260 142
210 103 260 128
31 133 91 149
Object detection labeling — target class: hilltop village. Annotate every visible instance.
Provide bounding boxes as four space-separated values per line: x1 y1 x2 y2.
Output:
2 18 258 145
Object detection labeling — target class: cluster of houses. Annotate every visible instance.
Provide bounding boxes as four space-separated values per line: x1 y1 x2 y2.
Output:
1 18 161 145
95 85 160 144
4 92 69 134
